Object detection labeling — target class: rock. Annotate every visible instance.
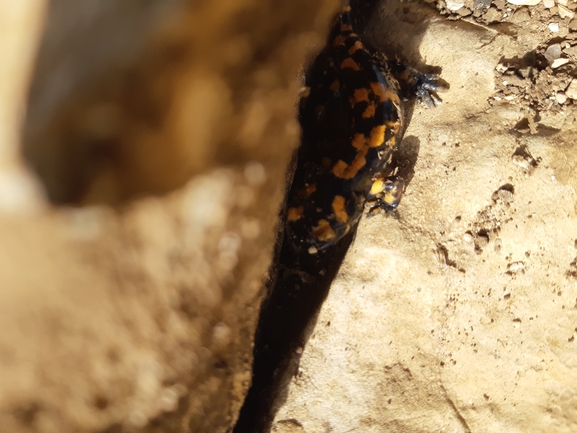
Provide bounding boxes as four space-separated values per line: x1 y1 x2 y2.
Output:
0 0 338 432
565 79 577 99
272 5 577 433
544 43 562 62
507 0 540 5
555 91 567 104
558 4 575 18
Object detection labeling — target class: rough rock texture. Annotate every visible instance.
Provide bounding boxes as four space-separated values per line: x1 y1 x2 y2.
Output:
272 1 577 432
0 1 338 433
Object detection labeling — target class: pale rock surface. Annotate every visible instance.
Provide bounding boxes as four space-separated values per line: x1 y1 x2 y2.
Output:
272 7 577 433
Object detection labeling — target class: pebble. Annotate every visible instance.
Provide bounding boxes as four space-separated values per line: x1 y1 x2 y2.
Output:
570 18 577 31
558 4 575 19
551 58 570 68
507 0 541 6
507 0 540 4
544 44 562 62
446 0 466 10
556 91 568 104
543 0 555 7
549 22 560 32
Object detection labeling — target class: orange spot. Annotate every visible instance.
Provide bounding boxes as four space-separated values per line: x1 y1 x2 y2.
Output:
369 178 386 195
332 195 349 223
362 104 376 118
287 206 304 222
351 133 365 150
369 125 386 147
329 79 340 91
332 149 368 180
348 40 364 55
312 219 336 242
353 88 370 104
348 152 367 176
332 160 349 178
341 24 353 32
370 82 386 102
340 58 360 71
297 183 317 198
342 6 352 12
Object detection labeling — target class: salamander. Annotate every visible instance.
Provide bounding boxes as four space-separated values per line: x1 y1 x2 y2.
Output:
286 4 443 254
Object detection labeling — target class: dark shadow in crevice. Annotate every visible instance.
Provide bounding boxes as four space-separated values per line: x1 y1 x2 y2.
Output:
233 211 357 433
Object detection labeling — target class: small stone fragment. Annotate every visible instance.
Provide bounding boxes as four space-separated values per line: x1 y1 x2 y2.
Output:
507 261 525 274
494 238 502 253
569 18 577 31
556 91 568 103
551 58 570 68
446 0 466 10
543 0 555 7
564 45 577 58
545 44 562 62
474 0 492 9
565 79 577 99
549 22 560 32
507 0 540 4
558 4 575 18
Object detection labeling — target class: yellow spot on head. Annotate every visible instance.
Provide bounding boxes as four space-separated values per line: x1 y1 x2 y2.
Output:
340 24 353 32
340 58 360 71
312 219 336 242
332 195 349 223
287 206 304 222
369 125 386 147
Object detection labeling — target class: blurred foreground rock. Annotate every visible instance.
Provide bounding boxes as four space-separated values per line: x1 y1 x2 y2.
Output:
0 0 337 432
